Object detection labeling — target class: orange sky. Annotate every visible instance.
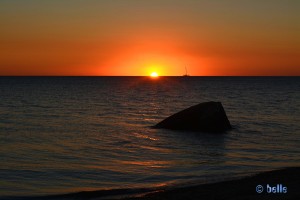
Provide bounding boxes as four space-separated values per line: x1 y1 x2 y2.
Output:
0 0 299 76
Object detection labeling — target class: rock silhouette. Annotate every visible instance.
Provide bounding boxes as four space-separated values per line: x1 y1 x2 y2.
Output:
154 102 231 133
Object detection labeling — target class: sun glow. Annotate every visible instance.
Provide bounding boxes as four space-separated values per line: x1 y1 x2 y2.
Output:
150 72 159 78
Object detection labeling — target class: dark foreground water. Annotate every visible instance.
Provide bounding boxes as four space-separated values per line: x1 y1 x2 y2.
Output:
0 77 299 198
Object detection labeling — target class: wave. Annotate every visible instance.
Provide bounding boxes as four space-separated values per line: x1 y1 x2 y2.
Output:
1 187 161 200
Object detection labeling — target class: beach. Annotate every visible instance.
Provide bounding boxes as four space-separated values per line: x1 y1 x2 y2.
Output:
12 167 299 200
16 167 300 200
123 167 300 200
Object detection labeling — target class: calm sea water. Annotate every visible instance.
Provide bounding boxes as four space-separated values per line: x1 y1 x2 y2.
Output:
0 77 299 198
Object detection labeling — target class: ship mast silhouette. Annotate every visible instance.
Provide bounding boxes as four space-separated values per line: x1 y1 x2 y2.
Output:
183 66 190 76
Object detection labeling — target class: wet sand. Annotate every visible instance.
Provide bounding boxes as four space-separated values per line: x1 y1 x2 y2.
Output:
5 167 299 200
123 167 300 200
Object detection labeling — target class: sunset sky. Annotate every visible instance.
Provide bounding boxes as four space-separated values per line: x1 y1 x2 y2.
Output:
0 0 299 76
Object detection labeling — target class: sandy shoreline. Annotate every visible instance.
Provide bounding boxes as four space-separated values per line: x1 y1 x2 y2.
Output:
123 167 300 200
3 167 299 200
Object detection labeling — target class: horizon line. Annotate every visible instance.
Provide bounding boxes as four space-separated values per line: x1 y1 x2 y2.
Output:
0 75 299 77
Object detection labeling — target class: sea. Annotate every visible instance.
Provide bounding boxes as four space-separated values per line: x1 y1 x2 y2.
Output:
0 76 299 199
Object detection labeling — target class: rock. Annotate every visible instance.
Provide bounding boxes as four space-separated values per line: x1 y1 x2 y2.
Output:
153 102 231 133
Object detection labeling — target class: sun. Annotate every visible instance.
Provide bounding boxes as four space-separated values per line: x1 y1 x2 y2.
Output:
150 72 159 78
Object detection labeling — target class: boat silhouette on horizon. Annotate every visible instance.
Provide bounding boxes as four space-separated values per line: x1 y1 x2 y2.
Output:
183 66 190 76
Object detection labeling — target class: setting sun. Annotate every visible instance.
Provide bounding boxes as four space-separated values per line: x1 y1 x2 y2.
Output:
150 72 159 78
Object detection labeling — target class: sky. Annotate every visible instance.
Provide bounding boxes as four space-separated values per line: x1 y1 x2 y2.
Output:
0 0 299 76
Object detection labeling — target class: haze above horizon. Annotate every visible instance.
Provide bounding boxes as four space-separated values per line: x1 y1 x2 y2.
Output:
0 0 299 76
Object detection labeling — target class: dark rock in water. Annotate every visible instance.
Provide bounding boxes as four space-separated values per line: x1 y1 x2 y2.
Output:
154 102 231 133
